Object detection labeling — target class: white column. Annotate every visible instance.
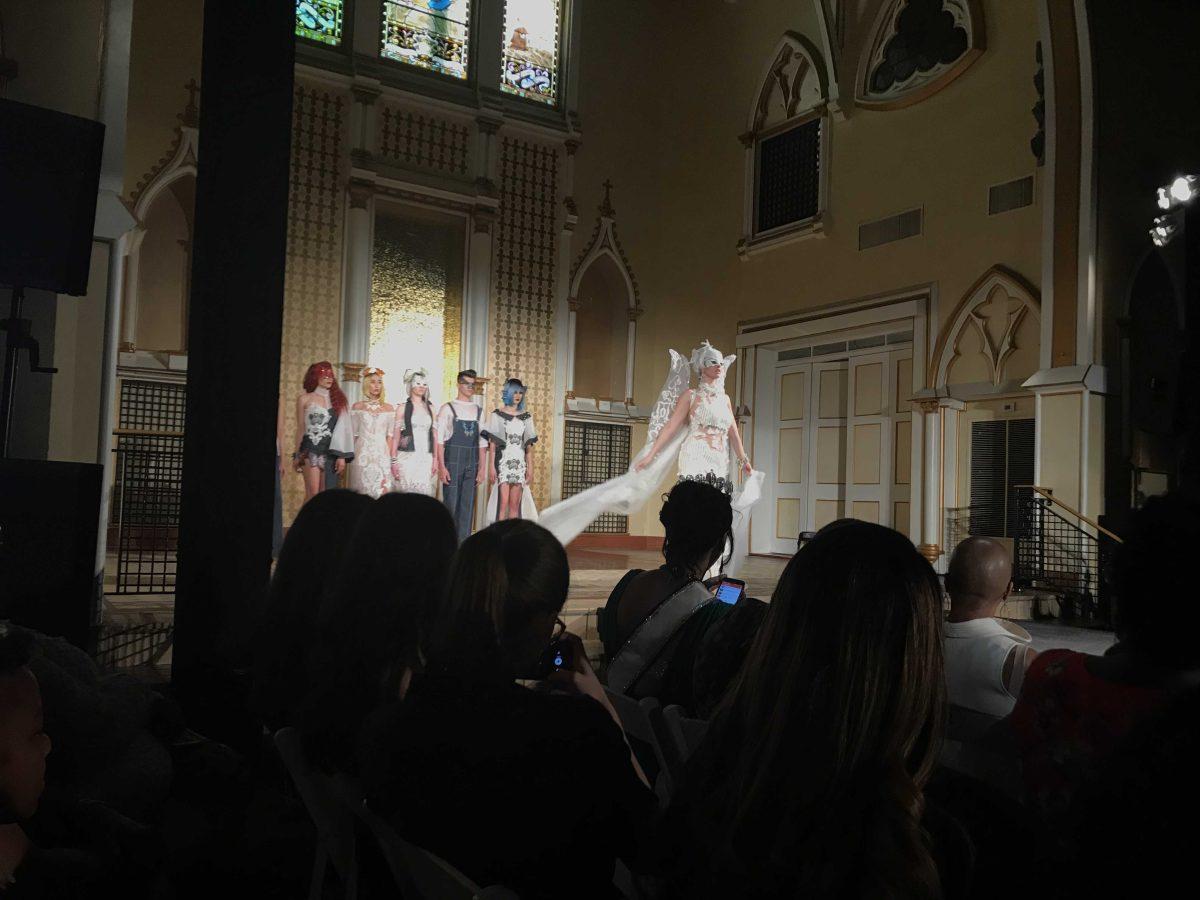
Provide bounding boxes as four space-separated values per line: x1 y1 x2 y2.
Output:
341 181 375 402
119 226 147 350
94 231 132 579
624 309 638 405
462 214 494 375
917 398 942 565
939 398 964 553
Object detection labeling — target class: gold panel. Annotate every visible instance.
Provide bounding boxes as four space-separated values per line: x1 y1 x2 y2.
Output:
776 498 802 540
778 427 805 483
815 425 846 484
854 362 884 416
851 500 880 523
894 501 911 537
779 371 807 420
894 419 912 485
818 368 848 418
852 423 882 484
895 356 913 409
814 499 843 530
370 211 464 406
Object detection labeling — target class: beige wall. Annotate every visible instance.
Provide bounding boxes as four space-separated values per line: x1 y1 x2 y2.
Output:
574 0 1044 538
136 181 192 351
0 0 104 118
123 0 204 201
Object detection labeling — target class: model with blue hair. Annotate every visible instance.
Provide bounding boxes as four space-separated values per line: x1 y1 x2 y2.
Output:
482 378 539 522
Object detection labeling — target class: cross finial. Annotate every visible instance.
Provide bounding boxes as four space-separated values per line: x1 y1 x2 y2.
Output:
180 78 200 127
600 178 615 217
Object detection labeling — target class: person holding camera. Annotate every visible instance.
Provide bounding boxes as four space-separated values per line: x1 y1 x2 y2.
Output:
357 519 654 899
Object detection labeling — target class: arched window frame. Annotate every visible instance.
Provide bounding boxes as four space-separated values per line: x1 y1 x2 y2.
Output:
738 32 832 259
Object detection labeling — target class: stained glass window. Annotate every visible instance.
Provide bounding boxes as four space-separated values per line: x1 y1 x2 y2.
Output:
295 0 344 47
381 0 471 81
500 0 561 105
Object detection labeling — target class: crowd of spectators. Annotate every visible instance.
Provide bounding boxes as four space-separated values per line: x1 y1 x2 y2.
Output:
2 484 1197 897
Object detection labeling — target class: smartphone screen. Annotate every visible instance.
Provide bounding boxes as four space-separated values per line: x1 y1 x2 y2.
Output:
715 578 745 605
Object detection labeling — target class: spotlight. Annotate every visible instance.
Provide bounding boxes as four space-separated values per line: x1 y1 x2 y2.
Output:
1150 213 1178 247
1169 175 1197 205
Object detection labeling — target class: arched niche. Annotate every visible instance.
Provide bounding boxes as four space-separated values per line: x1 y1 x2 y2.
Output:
931 265 1041 394
856 0 985 111
122 102 199 354
566 185 641 414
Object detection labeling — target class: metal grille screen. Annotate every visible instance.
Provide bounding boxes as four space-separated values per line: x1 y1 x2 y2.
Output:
756 118 821 233
969 418 1034 539
562 420 631 534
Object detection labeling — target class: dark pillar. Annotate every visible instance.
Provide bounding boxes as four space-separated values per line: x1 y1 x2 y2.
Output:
173 0 294 747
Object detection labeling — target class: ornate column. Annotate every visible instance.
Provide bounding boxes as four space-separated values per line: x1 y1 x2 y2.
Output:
119 225 147 350
341 179 375 402
550 137 582 503
564 296 579 399
917 398 942 564
624 305 641 405
463 208 495 376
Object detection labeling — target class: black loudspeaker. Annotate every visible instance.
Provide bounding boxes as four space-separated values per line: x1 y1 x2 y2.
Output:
0 99 105 296
0 459 102 648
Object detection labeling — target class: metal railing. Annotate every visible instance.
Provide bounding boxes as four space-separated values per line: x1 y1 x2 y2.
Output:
1014 487 1121 627
111 440 183 595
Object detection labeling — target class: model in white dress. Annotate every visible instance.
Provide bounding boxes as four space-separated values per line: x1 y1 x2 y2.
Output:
538 341 763 573
391 369 438 496
347 368 395 499
483 385 539 522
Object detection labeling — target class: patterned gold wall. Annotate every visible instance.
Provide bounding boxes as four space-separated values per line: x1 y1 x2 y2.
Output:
280 80 350 522
378 99 471 177
490 136 561 508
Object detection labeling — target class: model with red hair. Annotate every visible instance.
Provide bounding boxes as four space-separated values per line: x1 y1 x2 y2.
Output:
294 361 355 502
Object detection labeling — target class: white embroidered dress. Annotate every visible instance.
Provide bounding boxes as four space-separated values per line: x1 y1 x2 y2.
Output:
348 404 393 499
393 402 437 496
538 348 764 576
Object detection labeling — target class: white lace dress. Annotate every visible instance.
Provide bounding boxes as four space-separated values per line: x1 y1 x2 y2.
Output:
349 405 393 499
393 402 436 496
677 384 736 491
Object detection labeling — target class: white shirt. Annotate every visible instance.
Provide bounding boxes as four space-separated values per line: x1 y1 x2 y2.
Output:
943 617 1033 718
435 399 487 447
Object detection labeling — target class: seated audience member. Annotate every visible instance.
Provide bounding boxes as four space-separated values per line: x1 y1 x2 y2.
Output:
656 521 972 899
600 481 734 708
359 520 656 899
251 489 371 732
1 624 151 897
1009 493 1200 818
1067 686 1200 897
300 493 457 773
943 537 1035 720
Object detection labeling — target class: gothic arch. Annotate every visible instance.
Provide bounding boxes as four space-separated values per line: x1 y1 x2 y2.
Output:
856 0 985 111
931 265 1041 390
745 31 831 137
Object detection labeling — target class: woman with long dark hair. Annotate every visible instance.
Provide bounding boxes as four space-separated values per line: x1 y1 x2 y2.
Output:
300 492 457 773
252 489 370 733
358 519 654 899
660 520 966 899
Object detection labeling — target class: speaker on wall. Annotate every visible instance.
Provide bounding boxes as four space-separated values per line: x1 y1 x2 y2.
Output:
0 459 102 648
0 98 105 296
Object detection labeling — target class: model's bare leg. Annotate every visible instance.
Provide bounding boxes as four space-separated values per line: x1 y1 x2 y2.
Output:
302 464 322 502
498 483 512 520
508 484 524 519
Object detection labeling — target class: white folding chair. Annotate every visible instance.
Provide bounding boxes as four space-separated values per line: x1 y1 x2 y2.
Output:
273 727 358 900
333 773 520 900
603 688 676 801
661 704 709 781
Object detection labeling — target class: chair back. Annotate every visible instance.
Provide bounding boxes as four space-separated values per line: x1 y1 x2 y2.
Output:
273 727 357 898
661 704 709 778
603 688 676 798
334 774 520 900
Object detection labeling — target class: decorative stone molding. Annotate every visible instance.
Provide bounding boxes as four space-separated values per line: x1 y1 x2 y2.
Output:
348 180 374 210
856 0 985 111
917 542 941 563
341 362 366 383
568 181 641 312
931 265 1041 390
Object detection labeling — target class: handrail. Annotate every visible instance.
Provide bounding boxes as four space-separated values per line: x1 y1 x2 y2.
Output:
114 428 185 438
1013 485 1123 543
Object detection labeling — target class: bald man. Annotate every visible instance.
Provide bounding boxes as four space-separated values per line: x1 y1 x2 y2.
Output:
943 537 1037 717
